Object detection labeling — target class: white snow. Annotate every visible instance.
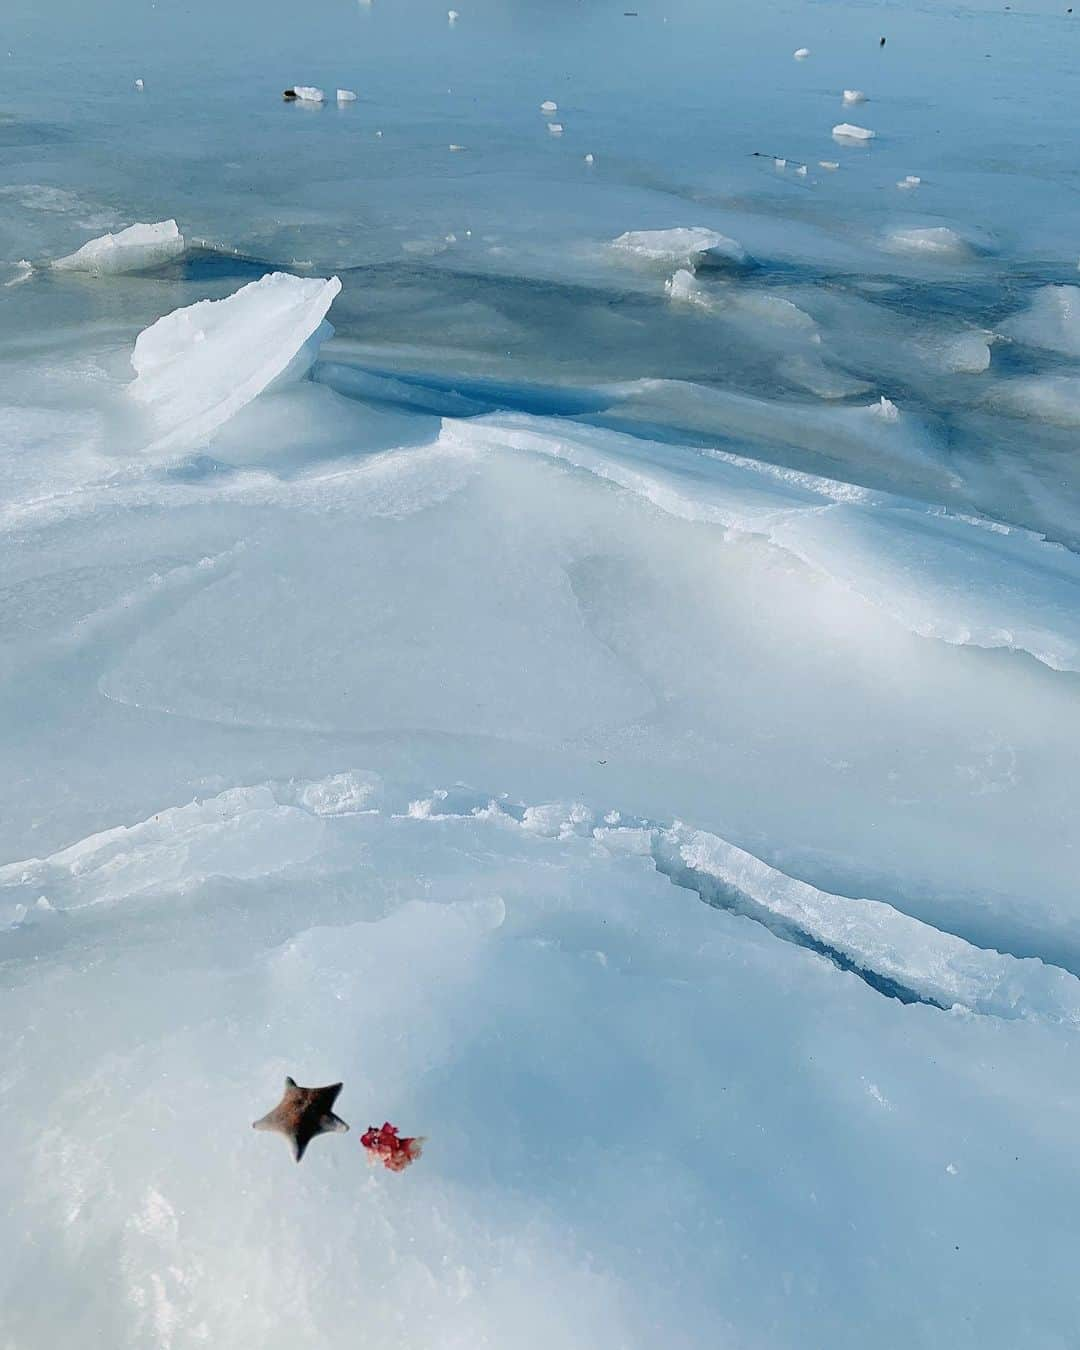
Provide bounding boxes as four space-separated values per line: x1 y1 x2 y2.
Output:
128 271 342 453
832 122 875 141
51 220 186 275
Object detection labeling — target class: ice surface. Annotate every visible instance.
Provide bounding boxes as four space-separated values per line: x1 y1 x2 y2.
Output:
5 778 1080 1349
5 0 1080 1342
128 271 342 453
842 88 866 103
292 85 325 102
51 219 186 275
336 88 357 102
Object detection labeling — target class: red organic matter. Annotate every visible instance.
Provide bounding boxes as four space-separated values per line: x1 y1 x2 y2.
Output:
361 1121 424 1172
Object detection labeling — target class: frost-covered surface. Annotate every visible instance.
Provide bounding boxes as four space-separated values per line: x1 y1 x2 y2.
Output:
51 219 185 274
4 0 1080 1344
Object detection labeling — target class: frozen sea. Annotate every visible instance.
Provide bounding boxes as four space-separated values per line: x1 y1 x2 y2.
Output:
2 0 1080 1345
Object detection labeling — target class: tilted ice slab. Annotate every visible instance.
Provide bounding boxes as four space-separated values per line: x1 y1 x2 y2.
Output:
0 772 379 916
486 797 1080 1024
51 220 186 275
610 226 748 269
440 413 1080 671
999 285 1080 357
129 271 341 453
6 774 1079 1025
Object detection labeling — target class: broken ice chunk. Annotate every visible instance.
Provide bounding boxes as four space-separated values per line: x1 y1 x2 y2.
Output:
548 122 564 135
584 152 595 164
134 77 145 91
793 47 810 59
897 175 922 189
292 86 325 102
885 226 972 259
842 89 866 103
337 88 358 102
448 8 459 19
665 268 712 307
774 157 787 169
52 220 186 276
540 100 558 113
869 395 900 421
832 123 875 141
819 160 839 170
1000 285 1080 356
795 164 808 176
611 227 749 270
129 271 342 454
449 142 466 151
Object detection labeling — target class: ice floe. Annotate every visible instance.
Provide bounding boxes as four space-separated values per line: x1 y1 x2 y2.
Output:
842 89 866 103
832 123 875 141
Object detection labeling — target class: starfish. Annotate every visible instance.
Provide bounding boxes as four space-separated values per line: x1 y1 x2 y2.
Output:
252 1077 349 1162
